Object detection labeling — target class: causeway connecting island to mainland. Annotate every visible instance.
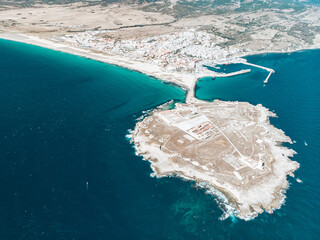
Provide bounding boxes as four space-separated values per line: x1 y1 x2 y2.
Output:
1 0 317 220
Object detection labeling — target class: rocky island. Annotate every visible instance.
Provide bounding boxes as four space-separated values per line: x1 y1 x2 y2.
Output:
0 0 307 221
131 99 299 220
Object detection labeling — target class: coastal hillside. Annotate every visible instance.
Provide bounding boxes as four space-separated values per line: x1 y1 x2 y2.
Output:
1 0 318 10
1 0 320 237
1 0 319 78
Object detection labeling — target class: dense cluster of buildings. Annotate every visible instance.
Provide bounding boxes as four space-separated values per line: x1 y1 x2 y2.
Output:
57 30 240 73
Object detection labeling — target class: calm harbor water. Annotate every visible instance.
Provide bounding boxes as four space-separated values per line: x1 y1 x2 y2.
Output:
0 39 319 239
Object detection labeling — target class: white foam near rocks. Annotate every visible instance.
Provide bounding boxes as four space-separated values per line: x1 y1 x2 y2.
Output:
131 100 299 220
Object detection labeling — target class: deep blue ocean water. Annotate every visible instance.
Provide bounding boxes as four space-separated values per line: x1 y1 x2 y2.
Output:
0 39 319 240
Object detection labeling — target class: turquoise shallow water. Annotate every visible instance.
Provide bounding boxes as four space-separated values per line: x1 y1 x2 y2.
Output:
0 39 319 239
196 50 320 238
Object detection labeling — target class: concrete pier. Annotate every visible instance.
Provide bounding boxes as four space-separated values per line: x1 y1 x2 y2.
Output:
216 69 251 77
186 69 252 104
242 62 273 72
242 61 275 83
186 59 273 103
196 69 251 79
264 71 273 83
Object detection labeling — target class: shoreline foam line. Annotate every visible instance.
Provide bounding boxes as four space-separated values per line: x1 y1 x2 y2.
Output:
131 100 299 220
0 33 194 94
0 32 301 222
1 33 318 104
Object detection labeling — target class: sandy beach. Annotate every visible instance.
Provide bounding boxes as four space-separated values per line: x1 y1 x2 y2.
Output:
1 1 315 221
0 2 319 95
0 32 195 90
0 24 303 222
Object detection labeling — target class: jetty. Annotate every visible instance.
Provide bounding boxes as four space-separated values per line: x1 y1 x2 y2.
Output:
215 69 251 78
241 62 273 72
215 58 275 83
186 69 251 104
196 68 251 80
241 62 275 83
264 70 274 83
